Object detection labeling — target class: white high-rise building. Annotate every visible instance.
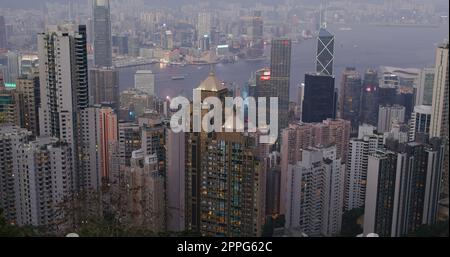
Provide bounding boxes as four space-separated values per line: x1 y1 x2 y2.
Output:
383 120 409 144
12 137 73 231
134 70 155 96
285 146 344 236
197 12 212 42
345 125 384 211
0 125 31 222
5 51 19 83
377 105 405 133
430 42 449 138
38 24 89 191
409 105 432 142
416 68 435 106
430 42 449 196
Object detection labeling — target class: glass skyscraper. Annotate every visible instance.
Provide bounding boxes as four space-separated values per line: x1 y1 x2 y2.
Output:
0 16 6 49
93 0 113 67
316 28 334 76
270 38 291 137
302 73 336 123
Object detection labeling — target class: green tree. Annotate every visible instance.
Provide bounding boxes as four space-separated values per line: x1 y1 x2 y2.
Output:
409 220 449 237
0 209 46 237
340 208 364 237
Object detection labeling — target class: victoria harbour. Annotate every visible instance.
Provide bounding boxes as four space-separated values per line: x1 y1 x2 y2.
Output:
118 23 448 100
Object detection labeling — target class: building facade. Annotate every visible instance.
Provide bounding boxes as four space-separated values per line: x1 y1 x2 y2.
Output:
339 67 362 134
93 0 113 67
270 39 291 135
89 67 119 110
316 28 334 76
409 105 432 143
37 24 89 191
14 74 40 137
185 73 265 236
430 42 449 197
135 70 155 96
285 146 344 236
377 105 406 133
0 125 30 223
302 73 336 123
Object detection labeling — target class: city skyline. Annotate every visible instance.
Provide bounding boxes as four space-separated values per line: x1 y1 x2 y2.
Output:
0 0 448 239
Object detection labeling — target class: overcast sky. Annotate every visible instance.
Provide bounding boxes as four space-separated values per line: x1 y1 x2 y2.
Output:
0 0 448 10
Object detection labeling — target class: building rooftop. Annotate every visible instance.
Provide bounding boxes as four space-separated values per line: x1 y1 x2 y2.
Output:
413 105 432 114
0 125 30 136
318 28 333 38
380 66 420 78
197 71 225 92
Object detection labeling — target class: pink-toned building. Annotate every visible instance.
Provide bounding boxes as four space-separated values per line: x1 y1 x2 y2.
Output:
98 107 118 180
279 119 350 214
79 106 117 190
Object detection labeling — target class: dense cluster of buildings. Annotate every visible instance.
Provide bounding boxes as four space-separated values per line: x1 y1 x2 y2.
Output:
0 0 448 237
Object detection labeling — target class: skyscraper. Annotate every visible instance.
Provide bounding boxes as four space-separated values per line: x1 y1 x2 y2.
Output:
126 151 165 232
360 69 379 126
247 10 264 58
298 83 304 121
197 12 212 44
12 137 74 231
185 73 265 236
377 105 406 133
416 68 435 106
409 105 432 143
14 74 40 137
339 67 362 133
250 68 274 124
93 0 113 67
0 90 16 124
316 28 334 76
280 119 350 214
363 148 398 237
79 106 117 190
430 42 449 197
344 125 384 211
89 67 119 110
0 16 6 49
363 139 443 237
0 125 30 223
302 73 336 123
117 122 141 167
265 152 281 215
135 70 155 96
165 129 185 232
249 11 263 43
4 51 19 83
19 54 39 76
38 24 89 190
270 39 291 136
285 146 344 236
140 118 166 175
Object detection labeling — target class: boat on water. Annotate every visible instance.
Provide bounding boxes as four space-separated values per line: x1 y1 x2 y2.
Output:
245 56 268 62
171 75 185 80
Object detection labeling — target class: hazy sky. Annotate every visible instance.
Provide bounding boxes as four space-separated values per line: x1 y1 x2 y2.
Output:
0 0 448 10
